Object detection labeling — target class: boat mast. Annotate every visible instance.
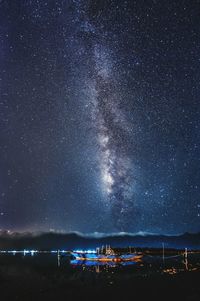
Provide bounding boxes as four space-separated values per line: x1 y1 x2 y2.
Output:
162 243 165 265
184 247 188 270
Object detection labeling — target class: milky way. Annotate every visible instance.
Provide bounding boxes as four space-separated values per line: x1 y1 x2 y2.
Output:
76 5 138 230
92 44 136 230
1 0 200 234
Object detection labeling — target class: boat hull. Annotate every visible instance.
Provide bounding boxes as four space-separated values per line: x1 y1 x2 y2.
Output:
71 252 142 262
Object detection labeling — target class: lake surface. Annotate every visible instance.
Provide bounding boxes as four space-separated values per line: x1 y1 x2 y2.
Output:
1 251 199 274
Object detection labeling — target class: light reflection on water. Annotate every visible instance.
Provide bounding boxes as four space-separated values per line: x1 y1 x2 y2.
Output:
1 251 200 275
70 259 138 267
69 253 200 276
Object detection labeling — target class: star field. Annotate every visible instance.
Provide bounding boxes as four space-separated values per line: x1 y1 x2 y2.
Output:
0 0 200 234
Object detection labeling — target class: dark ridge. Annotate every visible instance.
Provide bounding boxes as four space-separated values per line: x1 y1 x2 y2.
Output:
0 231 199 250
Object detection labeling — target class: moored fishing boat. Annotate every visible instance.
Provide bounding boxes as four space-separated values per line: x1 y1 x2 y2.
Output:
71 246 142 262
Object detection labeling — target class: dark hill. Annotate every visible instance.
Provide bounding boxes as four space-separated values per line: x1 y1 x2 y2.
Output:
0 231 199 250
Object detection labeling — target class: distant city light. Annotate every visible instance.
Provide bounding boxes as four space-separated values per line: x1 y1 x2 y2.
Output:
73 249 96 254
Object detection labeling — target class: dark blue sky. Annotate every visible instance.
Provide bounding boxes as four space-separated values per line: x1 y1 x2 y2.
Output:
0 0 200 234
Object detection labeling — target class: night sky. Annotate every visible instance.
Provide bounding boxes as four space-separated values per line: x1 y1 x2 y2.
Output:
0 0 200 234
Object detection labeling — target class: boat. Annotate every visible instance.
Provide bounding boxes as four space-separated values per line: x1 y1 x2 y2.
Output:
71 246 143 263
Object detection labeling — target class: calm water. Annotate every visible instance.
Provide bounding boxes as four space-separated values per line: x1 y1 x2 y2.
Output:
0 251 199 275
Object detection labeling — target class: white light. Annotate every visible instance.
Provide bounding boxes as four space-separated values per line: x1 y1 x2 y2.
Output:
99 135 109 147
104 172 113 185
73 249 96 254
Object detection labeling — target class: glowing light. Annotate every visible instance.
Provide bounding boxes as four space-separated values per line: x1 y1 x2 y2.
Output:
73 249 96 254
31 250 37 256
99 135 109 147
23 249 29 256
103 171 114 186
